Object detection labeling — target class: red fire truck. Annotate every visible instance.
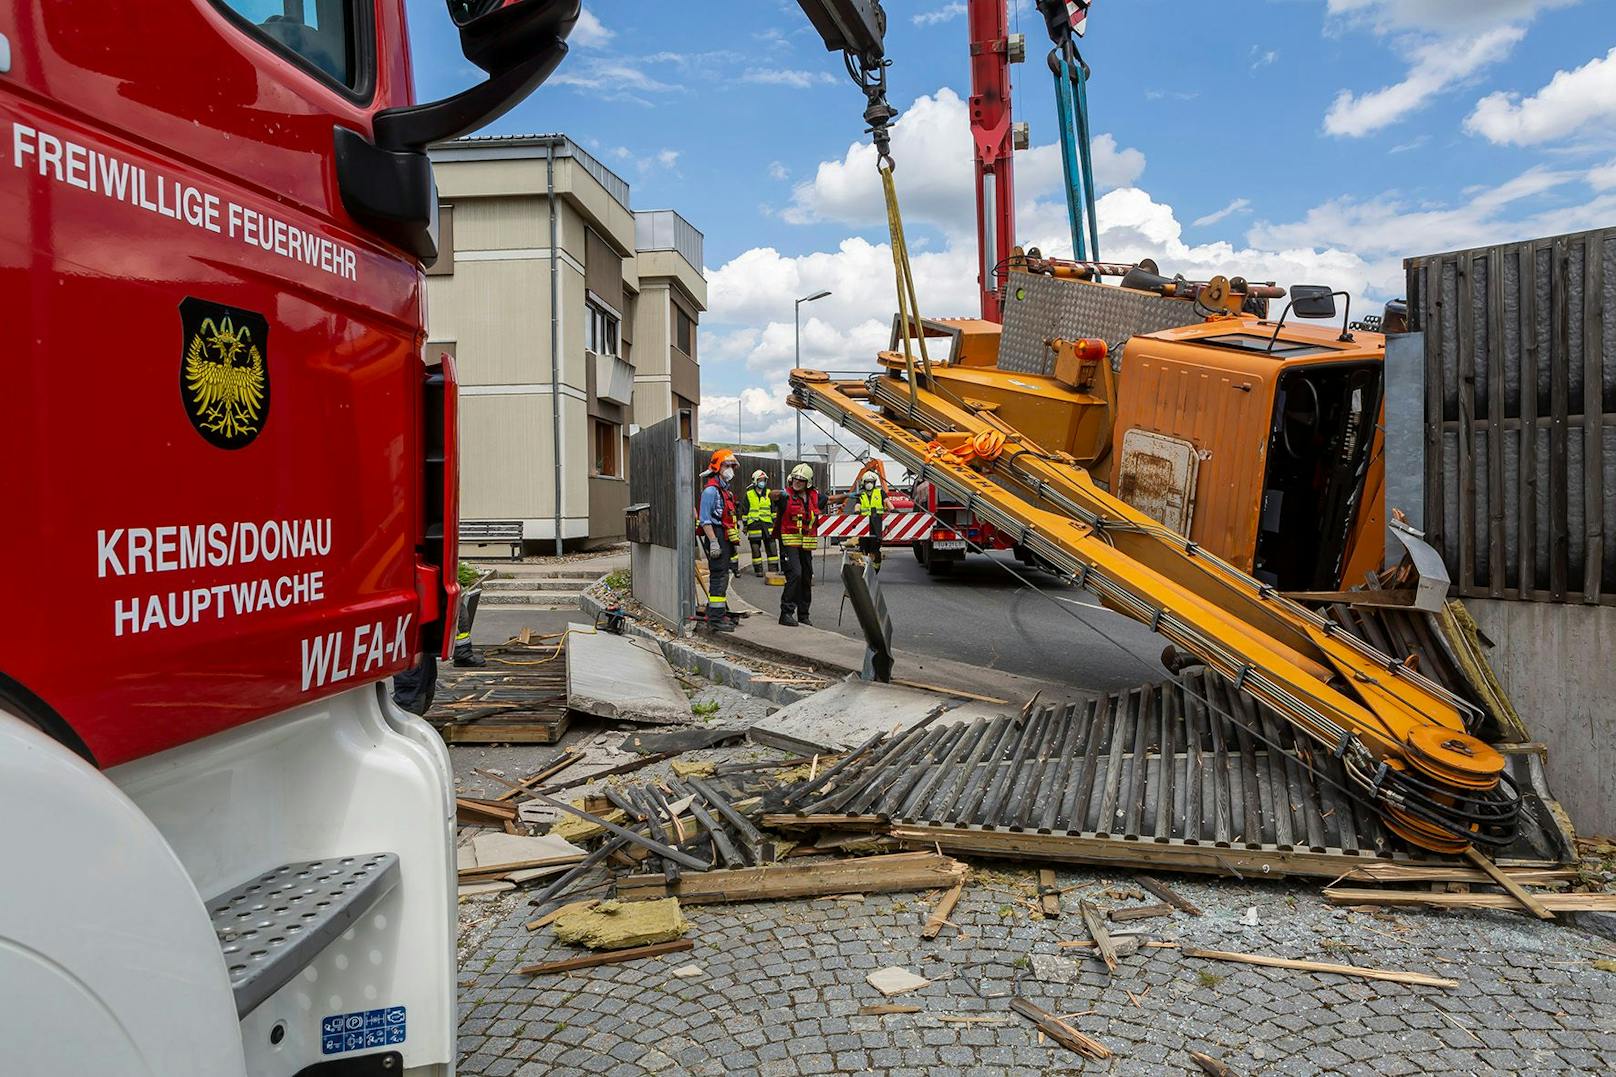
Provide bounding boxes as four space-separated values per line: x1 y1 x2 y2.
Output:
0 2 579 1073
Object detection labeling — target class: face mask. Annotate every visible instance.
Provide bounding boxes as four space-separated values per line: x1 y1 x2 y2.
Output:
721 467 735 482
755 480 766 490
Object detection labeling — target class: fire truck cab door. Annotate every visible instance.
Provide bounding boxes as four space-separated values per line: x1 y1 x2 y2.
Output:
0 1 427 766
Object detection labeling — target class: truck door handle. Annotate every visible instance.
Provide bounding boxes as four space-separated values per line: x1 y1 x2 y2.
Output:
0 33 12 74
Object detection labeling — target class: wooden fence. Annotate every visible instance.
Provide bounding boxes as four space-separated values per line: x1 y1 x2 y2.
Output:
631 412 692 549
1406 227 1615 605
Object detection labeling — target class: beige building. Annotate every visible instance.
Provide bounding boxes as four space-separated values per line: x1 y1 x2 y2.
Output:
426 134 706 552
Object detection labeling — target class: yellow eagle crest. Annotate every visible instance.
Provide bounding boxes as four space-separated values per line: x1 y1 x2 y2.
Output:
184 315 266 442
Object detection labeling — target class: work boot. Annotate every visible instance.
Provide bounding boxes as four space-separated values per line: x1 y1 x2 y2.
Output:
779 611 798 627
453 650 487 668
798 613 814 627
705 616 736 633
753 566 765 578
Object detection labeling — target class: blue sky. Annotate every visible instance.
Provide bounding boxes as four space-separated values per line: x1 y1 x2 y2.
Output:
406 0 1616 444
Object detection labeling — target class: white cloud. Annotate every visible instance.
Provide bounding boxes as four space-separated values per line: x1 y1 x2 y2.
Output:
570 8 613 49
782 89 1144 241
1324 0 1575 33
768 161 791 181
1465 46 1616 146
1388 135 1431 154
913 3 968 27
700 81 1616 442
740 68 836 89
1323 26 1523 137
549 59 680 105
1248 164 1616 295
1250 47 1279 71
604 145 681 176
1192 198 1251 228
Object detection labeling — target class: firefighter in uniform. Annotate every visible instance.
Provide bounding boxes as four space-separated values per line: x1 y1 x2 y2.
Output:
855 472 885 572
777 463 820 627
698 449 743 631
743 469 779 578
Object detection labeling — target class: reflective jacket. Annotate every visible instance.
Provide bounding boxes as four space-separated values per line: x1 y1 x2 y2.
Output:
744 485 775 526
856 487 885 517
778 488 821 549
702 475 741 544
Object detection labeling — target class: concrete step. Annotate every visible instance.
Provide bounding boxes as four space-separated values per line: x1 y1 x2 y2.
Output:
481 577 593 592
480 592 584 608
470 561 624 579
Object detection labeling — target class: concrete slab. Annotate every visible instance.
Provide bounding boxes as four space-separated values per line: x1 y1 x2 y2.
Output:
466 832 583 869
566 622 693 725
745 678 1006 755
866 966 929 996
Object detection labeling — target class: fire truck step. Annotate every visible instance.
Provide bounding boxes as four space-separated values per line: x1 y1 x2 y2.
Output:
207 853 400 1017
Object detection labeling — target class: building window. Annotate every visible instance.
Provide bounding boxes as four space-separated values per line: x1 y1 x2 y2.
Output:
588 301 620 358
593 419 621 477
675 306 695 357
425 204 453 276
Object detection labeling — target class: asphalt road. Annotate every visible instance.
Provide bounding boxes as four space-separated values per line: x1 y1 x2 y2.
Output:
732 546 1170 695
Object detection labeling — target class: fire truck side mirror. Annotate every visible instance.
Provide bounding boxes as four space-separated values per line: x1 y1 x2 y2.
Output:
334 1 579 261
449 0 580 75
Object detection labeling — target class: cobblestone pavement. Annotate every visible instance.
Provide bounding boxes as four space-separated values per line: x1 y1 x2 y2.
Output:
456 865 1616 1076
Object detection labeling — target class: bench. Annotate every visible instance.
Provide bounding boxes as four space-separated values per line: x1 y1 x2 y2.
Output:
460 520 523 560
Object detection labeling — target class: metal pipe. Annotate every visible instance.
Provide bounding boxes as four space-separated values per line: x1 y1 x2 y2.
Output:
546 139 564 555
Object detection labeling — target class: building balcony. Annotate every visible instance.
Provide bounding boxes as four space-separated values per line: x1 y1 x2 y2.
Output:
634 209 704 277
591 349 635 406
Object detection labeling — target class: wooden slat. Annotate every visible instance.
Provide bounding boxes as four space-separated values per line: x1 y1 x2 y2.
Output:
1487 248 1507 596
1550 235 1572 599
518 938 692 976
1153 686 1176 843
1182 947 1457 989
1325 887 1616 912
1464 847 1555 921
922 879 965 939
1424 262 1447 567
614 851 966 905
889 824 1464 880
1520 245 1540 594
1582 231 1605 602
1456 252 1478 593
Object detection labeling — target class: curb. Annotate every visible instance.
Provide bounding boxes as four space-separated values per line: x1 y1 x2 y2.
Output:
579 589 817 708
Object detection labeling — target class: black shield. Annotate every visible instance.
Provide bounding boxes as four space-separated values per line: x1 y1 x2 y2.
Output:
179 297 271 450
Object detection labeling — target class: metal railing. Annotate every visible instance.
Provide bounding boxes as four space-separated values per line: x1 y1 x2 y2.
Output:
635 209 704 275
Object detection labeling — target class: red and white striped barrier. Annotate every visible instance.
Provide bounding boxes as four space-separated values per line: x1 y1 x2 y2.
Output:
815 512 939 544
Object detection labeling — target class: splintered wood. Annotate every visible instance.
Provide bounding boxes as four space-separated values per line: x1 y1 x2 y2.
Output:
1037 869 1062 918
517 939 692 976
922 879 965 939
1079 901 1119 973
1009 997 1110 1060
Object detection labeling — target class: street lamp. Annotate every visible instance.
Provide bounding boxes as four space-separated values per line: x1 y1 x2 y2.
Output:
794 289 832 464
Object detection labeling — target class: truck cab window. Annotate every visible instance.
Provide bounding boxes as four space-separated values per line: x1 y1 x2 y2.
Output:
217 0 362 89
